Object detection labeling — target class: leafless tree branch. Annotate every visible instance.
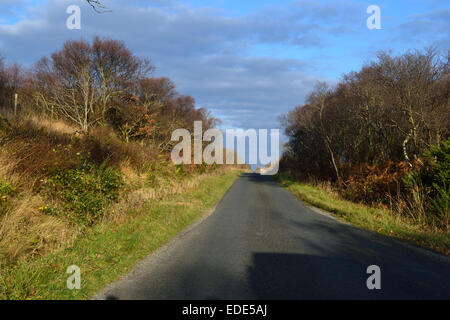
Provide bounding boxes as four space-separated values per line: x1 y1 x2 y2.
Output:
86 0 111 13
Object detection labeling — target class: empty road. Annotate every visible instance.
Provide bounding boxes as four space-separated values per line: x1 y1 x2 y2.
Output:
95 173 450 300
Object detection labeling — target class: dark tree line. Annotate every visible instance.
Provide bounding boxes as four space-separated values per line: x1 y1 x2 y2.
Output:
281 48 449 181
280 49 449 226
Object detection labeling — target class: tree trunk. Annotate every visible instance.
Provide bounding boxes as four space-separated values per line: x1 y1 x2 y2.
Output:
403 131 413 168
325 140 340 181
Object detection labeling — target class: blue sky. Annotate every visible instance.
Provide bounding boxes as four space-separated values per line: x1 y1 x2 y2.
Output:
0 0 449 133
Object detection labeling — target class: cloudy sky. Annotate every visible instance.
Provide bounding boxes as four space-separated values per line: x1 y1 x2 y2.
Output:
0 0 449 132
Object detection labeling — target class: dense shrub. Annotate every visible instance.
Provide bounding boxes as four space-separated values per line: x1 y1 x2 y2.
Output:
42 162 123 226
403 138 450 227
338 161 411 204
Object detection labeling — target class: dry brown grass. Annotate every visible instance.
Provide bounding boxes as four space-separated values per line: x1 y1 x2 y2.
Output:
104 167 233 224
26 115 77 136
0 151 20 188
87 126 156 168
0 117 78 266
0 147 77 266
0 194 77 266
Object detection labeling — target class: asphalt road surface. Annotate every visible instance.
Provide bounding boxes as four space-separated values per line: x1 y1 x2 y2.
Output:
95 173 450 300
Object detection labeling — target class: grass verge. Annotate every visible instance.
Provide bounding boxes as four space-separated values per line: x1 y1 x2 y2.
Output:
0 170 240 300
275 174 449 256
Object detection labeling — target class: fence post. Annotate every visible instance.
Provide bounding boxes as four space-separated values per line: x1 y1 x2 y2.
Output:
14 93 18 116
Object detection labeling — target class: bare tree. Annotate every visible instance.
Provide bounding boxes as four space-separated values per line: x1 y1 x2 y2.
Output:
34 41 97 133
33 38 153 133
86 0 110 13
91 36 154 122
307 82 340 181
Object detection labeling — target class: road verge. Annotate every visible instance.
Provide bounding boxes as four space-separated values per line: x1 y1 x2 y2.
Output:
0 170 241 300
275 174 449 256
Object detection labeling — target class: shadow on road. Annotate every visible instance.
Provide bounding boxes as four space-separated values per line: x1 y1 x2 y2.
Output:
239 173 275 185
248 253 373 300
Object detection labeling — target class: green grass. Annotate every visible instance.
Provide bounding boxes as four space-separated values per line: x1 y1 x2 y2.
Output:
0 170 240 300
275 173 449 256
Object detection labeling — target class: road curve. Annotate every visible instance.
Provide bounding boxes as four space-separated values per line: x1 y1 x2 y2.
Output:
95 173 450 300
